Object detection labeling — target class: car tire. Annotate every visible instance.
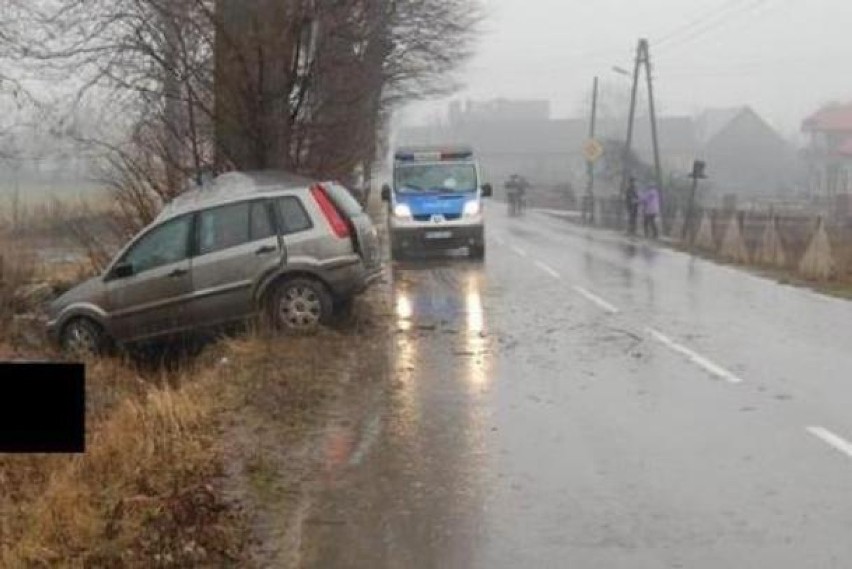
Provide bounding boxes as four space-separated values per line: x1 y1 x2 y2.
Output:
470 243 485 260
270 278 333 333
61 318 109 356
390 234 405 261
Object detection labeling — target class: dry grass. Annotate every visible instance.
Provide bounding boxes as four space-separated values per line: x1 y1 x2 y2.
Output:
0 240 38 339
0 347 248 568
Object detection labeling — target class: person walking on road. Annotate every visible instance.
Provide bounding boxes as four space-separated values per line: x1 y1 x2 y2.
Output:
641 183 660 239
505 174 530 216
625 177 640 235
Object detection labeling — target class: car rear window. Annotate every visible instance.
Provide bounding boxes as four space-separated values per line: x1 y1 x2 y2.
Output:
323 183 363 217
276 196 313 234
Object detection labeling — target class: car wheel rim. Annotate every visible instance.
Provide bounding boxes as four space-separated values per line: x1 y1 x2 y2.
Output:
279 286 322 329
65 323 97 354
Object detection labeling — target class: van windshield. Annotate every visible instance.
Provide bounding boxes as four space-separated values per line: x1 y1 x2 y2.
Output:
395 163 478 194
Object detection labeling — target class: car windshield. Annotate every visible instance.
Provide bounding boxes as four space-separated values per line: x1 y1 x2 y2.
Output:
395 163 477 193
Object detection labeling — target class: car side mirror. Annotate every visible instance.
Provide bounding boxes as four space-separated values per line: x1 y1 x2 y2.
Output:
481 183 493 198
381 184 391 202
109 262 134 280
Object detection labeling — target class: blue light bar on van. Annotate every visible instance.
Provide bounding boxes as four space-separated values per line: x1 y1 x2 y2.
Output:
394 149 473 162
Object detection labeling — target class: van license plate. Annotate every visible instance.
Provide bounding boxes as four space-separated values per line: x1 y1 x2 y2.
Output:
425 231 452 239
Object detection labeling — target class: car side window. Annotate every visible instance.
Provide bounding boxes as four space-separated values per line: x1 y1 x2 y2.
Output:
276 196 313 234
199 202 251 255
123 215 191 274
250 200 276 241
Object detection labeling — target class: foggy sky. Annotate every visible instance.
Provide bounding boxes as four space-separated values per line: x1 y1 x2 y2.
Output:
404 0 852 137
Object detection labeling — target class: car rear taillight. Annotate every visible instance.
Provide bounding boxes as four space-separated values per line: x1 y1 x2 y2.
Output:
310 185 350 239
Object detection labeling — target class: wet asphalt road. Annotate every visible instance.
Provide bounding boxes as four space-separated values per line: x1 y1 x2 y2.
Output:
303 206 852 568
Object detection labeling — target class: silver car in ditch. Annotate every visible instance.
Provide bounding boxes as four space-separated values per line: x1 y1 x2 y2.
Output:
46 171 382 353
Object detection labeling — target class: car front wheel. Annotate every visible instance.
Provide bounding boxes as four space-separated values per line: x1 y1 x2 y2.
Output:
61 318 108 356
271 278 333 332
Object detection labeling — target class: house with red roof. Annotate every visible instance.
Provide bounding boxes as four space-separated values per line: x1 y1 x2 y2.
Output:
801 103 852 197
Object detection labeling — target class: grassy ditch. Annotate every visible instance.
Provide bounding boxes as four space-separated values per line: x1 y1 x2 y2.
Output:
0 347 249 567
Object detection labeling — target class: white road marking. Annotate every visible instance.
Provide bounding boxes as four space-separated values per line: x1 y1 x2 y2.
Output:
493 235 506 246
807 426 852 460
573 286 619 314
646 328 743 384
534 260 561 279
511 245 528 257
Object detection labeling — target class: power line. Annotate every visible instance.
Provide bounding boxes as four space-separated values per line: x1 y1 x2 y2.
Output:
654 0 743 46
655 0 774 55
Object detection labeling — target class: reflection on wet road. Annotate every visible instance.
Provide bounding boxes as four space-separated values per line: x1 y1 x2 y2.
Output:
302 207 852 568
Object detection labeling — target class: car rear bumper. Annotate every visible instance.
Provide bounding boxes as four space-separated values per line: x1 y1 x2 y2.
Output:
324 259 383 299
390 224 484 251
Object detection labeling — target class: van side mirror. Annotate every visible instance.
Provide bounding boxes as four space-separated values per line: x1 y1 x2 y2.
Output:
109 262 134 280
381 184 391 202
481 183 493 198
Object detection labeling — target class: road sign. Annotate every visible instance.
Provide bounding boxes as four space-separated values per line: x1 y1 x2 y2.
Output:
583 138 603 163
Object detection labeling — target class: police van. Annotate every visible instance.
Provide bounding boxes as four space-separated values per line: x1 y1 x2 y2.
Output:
381 146 493 260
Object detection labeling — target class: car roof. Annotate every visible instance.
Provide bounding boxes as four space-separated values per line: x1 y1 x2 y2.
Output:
156 170 316 222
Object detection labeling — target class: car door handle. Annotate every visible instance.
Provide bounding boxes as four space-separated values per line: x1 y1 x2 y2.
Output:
255 245 278 255
167 268 188 278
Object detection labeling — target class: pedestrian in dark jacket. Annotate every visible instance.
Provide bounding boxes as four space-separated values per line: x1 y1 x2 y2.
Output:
625 177 639 235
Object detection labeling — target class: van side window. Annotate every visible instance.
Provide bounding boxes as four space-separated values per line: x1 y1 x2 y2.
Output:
249 200 276 241
123 215 191 274
276 197 313 234
199 202 250 255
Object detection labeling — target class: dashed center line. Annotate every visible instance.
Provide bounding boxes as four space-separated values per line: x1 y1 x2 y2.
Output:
534 260 561 279
573 286 619 314
511 245 528 257
807 426 852 460
646 328 743 384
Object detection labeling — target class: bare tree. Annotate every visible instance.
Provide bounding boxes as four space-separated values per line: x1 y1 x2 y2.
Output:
22 0 479 219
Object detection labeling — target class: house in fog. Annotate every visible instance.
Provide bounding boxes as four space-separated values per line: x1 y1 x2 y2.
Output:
695 106 798 199
801 102 852 199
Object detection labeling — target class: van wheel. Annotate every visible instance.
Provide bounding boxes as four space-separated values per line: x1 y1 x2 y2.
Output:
390 235 405 261
61 318 108 356
271 278 332 332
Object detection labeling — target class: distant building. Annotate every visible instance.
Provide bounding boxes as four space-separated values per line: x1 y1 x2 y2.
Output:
448 98 551 124
801 102 852 198
398 99 697 195
696 106 798 199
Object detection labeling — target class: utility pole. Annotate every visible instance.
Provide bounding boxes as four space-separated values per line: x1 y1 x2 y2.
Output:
643 40 664 193
620 39 664 222
621 40 643 196
585 76 599 223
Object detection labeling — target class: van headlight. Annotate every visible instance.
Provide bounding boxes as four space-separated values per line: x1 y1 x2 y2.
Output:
463 200 481 217
393 204 412 219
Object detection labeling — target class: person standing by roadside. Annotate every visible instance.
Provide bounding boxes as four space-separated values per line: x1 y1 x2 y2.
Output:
641 182 660 239
625 177 640 235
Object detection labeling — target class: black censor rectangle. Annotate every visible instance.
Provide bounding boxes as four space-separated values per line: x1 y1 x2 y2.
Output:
0 363 85 453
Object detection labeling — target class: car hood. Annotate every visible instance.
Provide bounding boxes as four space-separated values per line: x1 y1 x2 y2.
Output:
48 276 106 316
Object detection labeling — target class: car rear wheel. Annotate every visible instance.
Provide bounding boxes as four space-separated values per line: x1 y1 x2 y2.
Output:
470 243 485 260
271 278 332 332
61 318 108 356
